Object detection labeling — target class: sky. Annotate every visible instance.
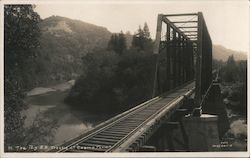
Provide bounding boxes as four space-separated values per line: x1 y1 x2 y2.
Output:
34 0 249 53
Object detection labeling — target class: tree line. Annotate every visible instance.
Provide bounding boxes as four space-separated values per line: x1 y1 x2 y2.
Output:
5 5 247 150
4 5 41 150
213 56 247 114
4 4 157 149
4 5 58 151
65 23 156 113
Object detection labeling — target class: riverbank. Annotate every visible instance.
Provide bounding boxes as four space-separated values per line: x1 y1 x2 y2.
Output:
220 83 247 151
21 80 112 148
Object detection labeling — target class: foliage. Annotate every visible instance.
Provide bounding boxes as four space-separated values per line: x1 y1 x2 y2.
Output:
66 23 155 113
65 51 121 113
4 5 41 150
66 50 155 113
22 111 59 148
220 55 247 83
225 83 247 115
6 110 59 152
107 32 127 55
4 5 41 89
31 16 112 87
131 23 153 51
115 50 155 108
5 15 112 90
4 78 26 150
219 55 247 115
212 58 224 70
223 55 237 82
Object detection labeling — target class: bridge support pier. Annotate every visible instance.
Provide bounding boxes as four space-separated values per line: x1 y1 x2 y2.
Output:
202 83 230 138
145 107 190 152
183 114 220 151
162 121 187 151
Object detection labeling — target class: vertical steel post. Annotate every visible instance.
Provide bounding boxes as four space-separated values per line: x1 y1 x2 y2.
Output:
176 32 180 86
166 24 171 91
153 14 163 55
180 36 184 84
172 30 177 88
183 39 187 83
195 12 203 105
152 14 163 97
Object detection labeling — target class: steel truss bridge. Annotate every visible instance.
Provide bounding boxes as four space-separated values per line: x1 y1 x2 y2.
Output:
52 12 213 152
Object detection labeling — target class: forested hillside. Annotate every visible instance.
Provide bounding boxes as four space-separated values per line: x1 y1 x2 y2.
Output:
4 5 247 152
65 24 155 114
213 45 247 61
30 16 111 88
30 16 247 89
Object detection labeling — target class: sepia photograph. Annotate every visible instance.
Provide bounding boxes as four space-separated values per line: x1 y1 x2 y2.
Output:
1 0 249 157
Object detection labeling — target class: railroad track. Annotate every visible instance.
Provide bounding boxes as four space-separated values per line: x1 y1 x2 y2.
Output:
55 82 195 152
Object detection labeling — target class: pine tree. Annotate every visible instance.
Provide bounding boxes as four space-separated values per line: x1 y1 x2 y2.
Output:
223 55 238 82
131 23 153 51
143 22 151 39
107 32 127 55
117 31 127 54
107 34 116 51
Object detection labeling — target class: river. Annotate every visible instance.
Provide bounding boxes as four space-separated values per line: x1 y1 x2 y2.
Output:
22 80 112 147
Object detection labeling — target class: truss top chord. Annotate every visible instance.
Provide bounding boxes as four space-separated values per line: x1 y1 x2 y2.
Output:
172 21 198 23
163 13 198 17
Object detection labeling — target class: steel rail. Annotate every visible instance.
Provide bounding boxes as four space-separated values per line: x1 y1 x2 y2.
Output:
55 97 161 152
114 86 195 152
56 82 195 152
109 86 195 152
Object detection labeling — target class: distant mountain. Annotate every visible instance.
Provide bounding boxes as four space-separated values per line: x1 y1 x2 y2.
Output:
33 16 112 86
213 45 247 61
33 16 247 87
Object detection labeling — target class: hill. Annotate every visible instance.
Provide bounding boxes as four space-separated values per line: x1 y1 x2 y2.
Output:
31 16 247 88
32 16 111 87
213 45 247 61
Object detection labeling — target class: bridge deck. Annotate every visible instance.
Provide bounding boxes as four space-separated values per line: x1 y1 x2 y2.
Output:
55 81 195 152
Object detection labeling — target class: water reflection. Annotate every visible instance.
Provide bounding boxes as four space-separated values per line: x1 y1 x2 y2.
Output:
22 80 112 147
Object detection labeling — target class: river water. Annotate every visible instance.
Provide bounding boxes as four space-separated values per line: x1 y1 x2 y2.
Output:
22 80 112 146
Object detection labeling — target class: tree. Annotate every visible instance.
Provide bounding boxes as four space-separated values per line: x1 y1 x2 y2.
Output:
66 23 155 115
143 22 151 39
118 32 127 54
107 31 127 55
4 5 41 150
131 25 143 50
131 23 153 51
5 5 41 75
222 55 238 82
65 49 156 113
65 51 121 113
227 55 236 67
